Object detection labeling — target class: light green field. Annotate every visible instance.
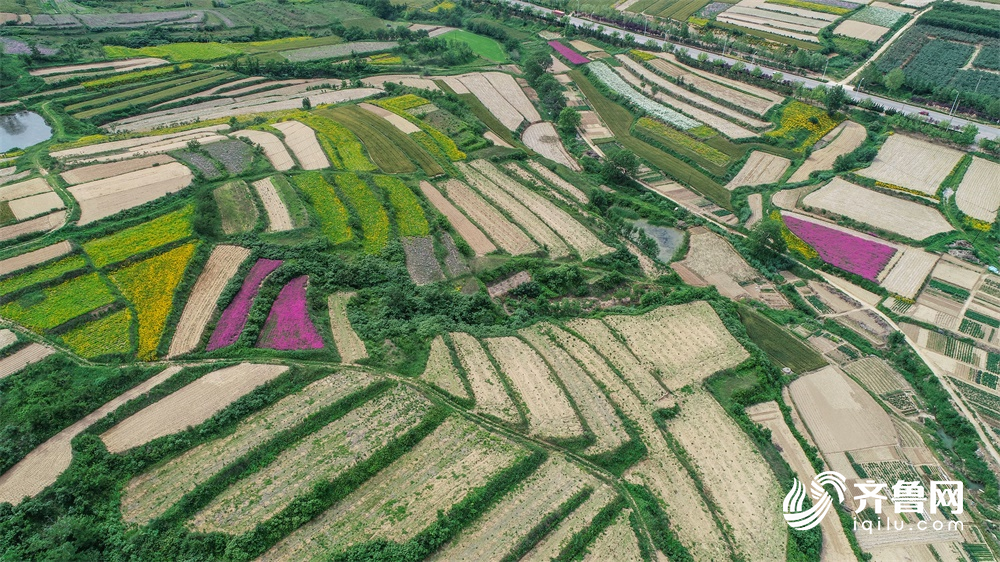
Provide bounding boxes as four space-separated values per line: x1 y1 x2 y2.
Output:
439 29 508 63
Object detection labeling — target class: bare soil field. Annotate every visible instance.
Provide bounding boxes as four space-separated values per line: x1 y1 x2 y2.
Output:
486 336 584 440
522 324 627 454
801 177 952 240
857 134 964 196
931 258 981 290
327 292 368 364
450 332 520 424
402 236 445 285
418 181 496 256
746 193 763 228
0 343 54 380
565 318 668 404
522 122 580 170
100 363 288 454
271 120 329 170
879 247 938 299
0 211 66 242
834 19 889 40
0 366 182 506
168 245 251 358
0 177 51 202
0 240 72 277
421 335 469 399
233 130 294 172
484 71 541 123
525 161 589 204
788 121 867 183
669 389 786 561
487 270 532 298
788 365 897 454
259 416 527 561
771 186 813 209
604 301 749 390
0 330 15 352
60 154 175 185
679 227 759 283
188 385 430 534
484 130 512 148
28 57 167 76
843 357 912 396
252 177 294 232
955 157 1000 222
526 485 618 560
358 102 420 134
50 125 228 161
457 73 525 130
439 178 537 255
68 161 193 225
583 509 641 562
651 53 782 114
725 151 790 190
9 192 64 221
360 74 440 91
121 370 373 524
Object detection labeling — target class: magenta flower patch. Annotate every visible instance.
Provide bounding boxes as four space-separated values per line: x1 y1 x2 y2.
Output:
257 275 324 350
549 41 589 65
207 258 282 351
784 216 896 281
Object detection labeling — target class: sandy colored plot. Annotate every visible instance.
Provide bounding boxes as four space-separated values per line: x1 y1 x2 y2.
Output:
0 211 66 242
788 121 867 183
421 335 469 399
0 343 54 380
457 73 524 130
68 161 193 225
484 71 541 123
0 177 50 202
8 191 64 221
834 19 889 40
0 241 72 277
440 178 536 256
955 157 1000 222
670 389 785 561
680 227 758 283
843 357 911 396
526 160 589 204
583 509 641 562
802 178 952 240
649 55 778 115
100 363 288 454
360 74 440 90
0 171 30 186
788 365 897 454
0 330 15 352
440 75 469 94
565 318 667 404
772 186 812 209
931 258 981 290
604 301 749 390
451 332 520 424
522 324 628 454
879 246 938 299
28 57 167 76
746 193 763 228
271 120 328 170
260 416 526 561
327 292 367 364
522 122 580 170
60 154 175 185
527 485 618 560
577 109 615 141
358 102 420 134
725 151 790 190
419 181 496 256
0 366 181 506
857 134 964 197
486 336 584 440
188 385 430 534
484 131 512 148
252 177 294 232
167 245 251 358
49 125 228 161
470 160 610 260
429 456 604 561
233 130 294 172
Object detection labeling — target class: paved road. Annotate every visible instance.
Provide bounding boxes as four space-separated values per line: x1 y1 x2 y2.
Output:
501 0 1000 142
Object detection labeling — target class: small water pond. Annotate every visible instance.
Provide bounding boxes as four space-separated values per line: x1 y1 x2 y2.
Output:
632 219 684 262
0 111 52 152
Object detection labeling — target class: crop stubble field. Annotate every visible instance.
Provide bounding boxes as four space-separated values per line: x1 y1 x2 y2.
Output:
254 177 295 232
955 157 1000 222
856 133 964 196
327 292 368 364
420 335 469 399
439 178 536 255
450 332 520 424
418 181 496 256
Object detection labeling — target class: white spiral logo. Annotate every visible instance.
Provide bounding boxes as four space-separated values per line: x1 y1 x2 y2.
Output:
783 471 847 531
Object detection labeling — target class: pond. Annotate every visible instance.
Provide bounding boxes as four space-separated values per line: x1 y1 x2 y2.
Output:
0 111 53 152
632 219 684 263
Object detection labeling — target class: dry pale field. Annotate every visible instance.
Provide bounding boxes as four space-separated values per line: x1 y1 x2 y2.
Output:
725 151 790 190
746 193 763 228
360 74 440 90
521 122 580 170
233 130 294 172
457 73 524 130
583 509 641 562
440 178 537 255
470 160 610 260
931 258 981 290
188 385 430 534
486 336 584 441
259 416 526 561
569 40 602 52
68 161 193 225
0 211 66 242
50 125 228 161
857 134 964 196
788 365 897 454
669 389 785 561
649 55 778 115
271 120 329 170
9 192 64 221
74 135 228 164
440 75 469 94
604 301 749 390
252 177 294 232
0 170 30 186
843 357 912 396
834 19 889 40
450 332 520 424
0 330 15 352
955 157 1000 222
0 177 51 202
0 343 54 380
421 335 469 399
60 154 175 185
100 363 288 454
28 57 167 76
327 292 368 364
522 324 627 454
428 456 603 561
526 161 589 203
565 318 667 404
459 163 570 258
0 366 182 506
0 240 72 277
680 227 759 283
788 121 867 183
879 246 938 299
802 178 952 240
167 245 251 358
121 370 373 524
484 131 512 148
418 181 496 255
358 102 420 134
484 71 541 123
771 186 813 209
526 486 618 561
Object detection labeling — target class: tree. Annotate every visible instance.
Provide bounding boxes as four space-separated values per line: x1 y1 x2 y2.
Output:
557 107 581 136
884 68 905 91
745 219 787 266
302 97 311 110
601 148 639 185
825 84 847 114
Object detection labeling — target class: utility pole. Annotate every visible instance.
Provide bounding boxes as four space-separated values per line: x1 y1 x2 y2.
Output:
949 91 960 117
821 58 829 81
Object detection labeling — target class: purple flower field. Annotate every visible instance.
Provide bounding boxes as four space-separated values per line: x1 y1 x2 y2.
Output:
549 41 589 65
207 258 282 351
784 216 896 281
257 275 324 350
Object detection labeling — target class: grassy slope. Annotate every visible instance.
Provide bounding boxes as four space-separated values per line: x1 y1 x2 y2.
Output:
737 306 826 373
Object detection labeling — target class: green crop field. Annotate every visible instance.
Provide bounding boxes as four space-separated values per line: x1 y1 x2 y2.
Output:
321 106 444 176
738 306 826 373
0 272 117 331
335 173 390 253
82 206 194 268
438 29 507 63
214 181 259 235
